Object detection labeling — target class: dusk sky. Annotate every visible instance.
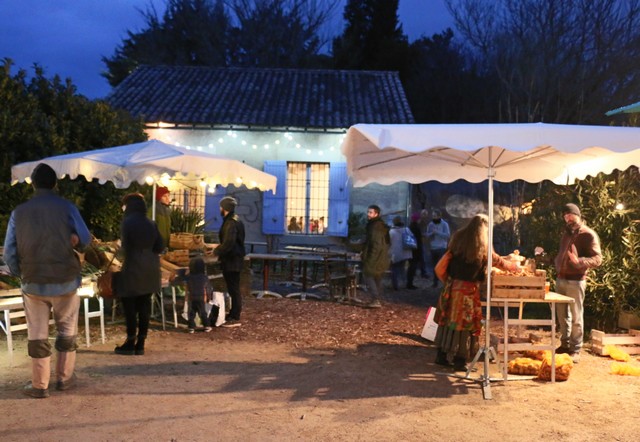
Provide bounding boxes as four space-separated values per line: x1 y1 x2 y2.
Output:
0 0 453 99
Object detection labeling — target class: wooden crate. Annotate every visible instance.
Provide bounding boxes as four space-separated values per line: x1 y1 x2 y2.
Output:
492 269 546 299
169 233 205 250
591 329 640 355
163 249 190 267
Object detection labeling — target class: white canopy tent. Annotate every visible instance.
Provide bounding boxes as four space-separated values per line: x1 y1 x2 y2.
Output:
11 139 278 219
341 122 640 398
11 139 277 191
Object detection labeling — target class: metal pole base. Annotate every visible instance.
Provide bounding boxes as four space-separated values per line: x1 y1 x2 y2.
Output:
437 345 502 400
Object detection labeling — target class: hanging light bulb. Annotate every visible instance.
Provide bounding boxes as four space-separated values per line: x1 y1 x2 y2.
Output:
207 186 216 194
236 177 243 184
160 173 171 186
615 202 625 211
199 179 207 188
145 176 154 185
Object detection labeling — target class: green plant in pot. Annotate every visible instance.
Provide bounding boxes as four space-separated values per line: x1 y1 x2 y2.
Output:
170 207 205 234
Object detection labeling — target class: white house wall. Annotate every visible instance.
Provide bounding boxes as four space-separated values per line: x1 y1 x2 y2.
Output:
144 128 410 246
146 128 346 167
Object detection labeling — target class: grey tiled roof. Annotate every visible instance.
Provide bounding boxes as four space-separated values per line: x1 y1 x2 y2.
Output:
106 65 414 128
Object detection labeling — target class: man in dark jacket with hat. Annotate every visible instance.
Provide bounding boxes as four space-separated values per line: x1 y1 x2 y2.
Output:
554 203 602 363
3 163 91 398
214 196 246 327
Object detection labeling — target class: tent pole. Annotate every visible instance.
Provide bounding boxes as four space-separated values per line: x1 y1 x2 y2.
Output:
482 162 496 399
151 182 157 221
441 149 501 399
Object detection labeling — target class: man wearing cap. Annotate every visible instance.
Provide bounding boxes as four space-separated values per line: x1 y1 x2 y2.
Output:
149 186 171 250
214 196 246 327
554 203 602 363
3 163 91 398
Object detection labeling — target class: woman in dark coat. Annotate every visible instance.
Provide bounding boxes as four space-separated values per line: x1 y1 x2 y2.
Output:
115 193 164 355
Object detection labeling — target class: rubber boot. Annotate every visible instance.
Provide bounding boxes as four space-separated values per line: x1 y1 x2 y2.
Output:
32 356 51 390
114 336 136 355
435 350 451 366
134 335 146 356
56 351 76 384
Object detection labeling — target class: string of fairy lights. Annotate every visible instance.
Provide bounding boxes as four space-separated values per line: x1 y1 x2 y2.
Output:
151 128 346 159
141 128 346 194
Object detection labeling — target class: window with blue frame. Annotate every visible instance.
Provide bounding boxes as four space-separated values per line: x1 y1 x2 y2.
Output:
263 160 350 237
286 162 328 235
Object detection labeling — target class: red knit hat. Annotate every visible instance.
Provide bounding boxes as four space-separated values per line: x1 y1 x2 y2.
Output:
155 186 170 200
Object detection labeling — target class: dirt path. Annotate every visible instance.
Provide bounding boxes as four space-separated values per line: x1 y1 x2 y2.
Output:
1 289 639 441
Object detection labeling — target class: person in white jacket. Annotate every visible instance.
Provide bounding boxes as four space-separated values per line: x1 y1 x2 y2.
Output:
389 216 413 290
427 209 451 288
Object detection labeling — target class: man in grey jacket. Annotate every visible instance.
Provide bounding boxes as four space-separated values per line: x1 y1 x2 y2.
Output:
4 163 91 398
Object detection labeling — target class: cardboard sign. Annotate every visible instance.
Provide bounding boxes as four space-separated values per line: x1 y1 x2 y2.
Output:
421 307 438 341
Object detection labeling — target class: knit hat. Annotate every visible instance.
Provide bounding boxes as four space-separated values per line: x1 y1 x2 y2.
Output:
563 203 581 218
220 196 237 212
31 163 57 189
155 186 170 200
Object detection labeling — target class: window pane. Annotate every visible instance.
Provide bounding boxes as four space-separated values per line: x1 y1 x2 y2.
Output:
286 162 329 235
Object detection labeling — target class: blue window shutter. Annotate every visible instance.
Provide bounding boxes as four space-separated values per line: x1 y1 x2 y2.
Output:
326 162 350 237
262 161 286 235
204 185 226 232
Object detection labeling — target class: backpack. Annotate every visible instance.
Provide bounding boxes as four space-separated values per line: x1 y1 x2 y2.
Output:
402 227 418 250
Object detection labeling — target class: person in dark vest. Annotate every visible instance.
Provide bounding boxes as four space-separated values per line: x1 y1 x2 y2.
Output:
214 196 246 327
4 163 91 398
114 193 164 356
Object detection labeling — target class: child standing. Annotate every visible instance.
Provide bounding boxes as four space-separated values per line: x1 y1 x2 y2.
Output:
185 257 212 333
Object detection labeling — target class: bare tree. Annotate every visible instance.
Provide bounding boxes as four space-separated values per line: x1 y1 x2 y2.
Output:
446 0 640 124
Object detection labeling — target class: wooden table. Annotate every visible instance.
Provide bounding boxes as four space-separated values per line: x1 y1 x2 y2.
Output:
493 292 574 382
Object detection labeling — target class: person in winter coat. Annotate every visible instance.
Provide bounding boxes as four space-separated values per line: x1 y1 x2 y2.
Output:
3 163 91 398
148 186 171 251
427 209 451 287
184 256 213 333
406 212 423 289
213 196 246 327
361 205 390 308
554 203 602 363
389 216 413 290
115 193 164 356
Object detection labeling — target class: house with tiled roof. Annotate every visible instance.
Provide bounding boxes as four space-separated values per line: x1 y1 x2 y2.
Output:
107 65 414 247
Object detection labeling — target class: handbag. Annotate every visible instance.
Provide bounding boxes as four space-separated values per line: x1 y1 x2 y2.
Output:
97 270 121 299
96 249 121 299
434 250 452 282
402 228 418 250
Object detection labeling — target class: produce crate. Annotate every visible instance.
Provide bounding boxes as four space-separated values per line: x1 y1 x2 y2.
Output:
164 249 190 267
169 233 205 250
591 329 640 355
491 269 546 299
